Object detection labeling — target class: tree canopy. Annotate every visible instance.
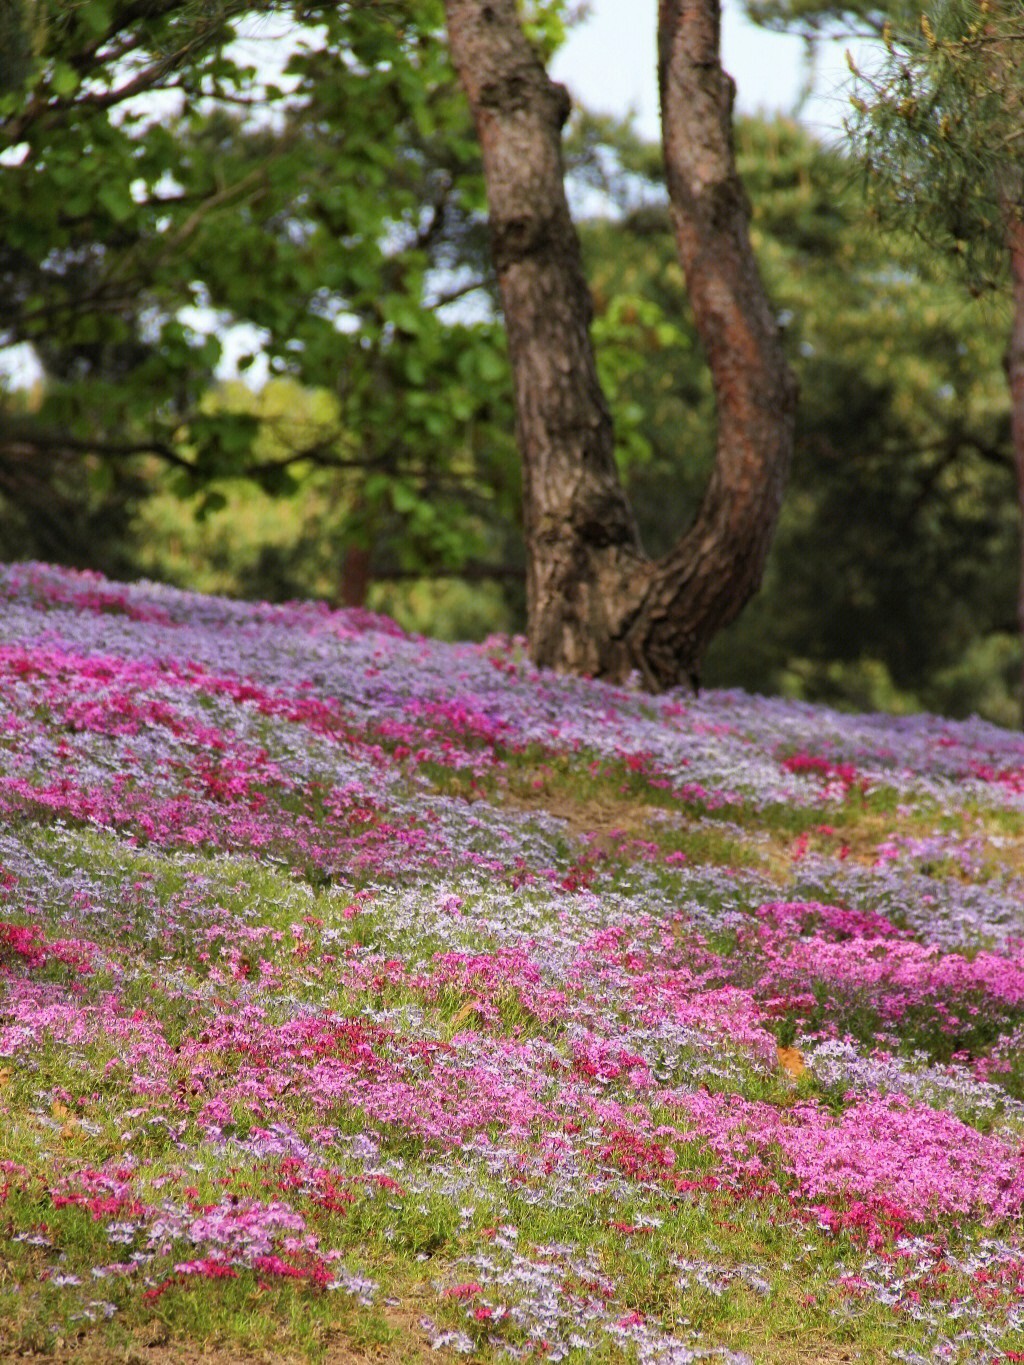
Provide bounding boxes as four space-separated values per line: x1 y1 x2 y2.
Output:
0 1 521 591
2 0 1023 719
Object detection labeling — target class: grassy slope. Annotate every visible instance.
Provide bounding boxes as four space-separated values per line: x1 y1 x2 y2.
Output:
2 563 1024 1363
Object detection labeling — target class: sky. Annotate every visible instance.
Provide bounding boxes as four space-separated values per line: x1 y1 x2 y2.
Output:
550 0 870 146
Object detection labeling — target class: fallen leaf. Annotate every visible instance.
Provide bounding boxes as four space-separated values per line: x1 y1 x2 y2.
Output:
450 1000 486 1029
51 1101 69 1119
0 1069 10 1087
777 1045 807 1079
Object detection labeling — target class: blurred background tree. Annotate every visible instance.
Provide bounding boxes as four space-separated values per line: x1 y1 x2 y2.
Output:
740 0 1023 719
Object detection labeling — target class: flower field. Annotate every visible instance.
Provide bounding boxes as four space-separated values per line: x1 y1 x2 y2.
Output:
4 564 1024 1363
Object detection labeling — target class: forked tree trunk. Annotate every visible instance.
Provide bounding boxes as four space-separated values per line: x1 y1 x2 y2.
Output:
443 0 797 690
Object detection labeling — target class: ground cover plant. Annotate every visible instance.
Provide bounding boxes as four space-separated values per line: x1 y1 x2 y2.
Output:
4 564 1024 1362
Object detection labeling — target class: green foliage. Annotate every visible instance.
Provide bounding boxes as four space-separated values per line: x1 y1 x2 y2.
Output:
1 0 527 596
740 0 1024 719
844 0 1024 292
131 378 522 631
570 112 1018 720
746 0 886 34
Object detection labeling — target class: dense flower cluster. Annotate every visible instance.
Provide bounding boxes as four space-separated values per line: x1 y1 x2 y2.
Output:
2 562 1024 1360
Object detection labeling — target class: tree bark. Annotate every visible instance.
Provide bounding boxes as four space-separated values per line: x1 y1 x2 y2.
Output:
443 0 797 690
1003 215 1024 721
340 542 371 609
441 0 648 682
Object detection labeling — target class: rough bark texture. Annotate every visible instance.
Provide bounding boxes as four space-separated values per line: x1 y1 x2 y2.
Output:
443 0 797 690
442 0 648 681
645 0 799 685
1004 216 1024 720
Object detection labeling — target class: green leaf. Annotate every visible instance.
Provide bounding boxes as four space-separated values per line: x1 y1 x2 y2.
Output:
87 460 114 496
50 63 80 98
475 347 507 383
97 183 135 224
80 0 113 36
391 481 419 514
403 353 426 385
385 297 424 336
364 473 393 505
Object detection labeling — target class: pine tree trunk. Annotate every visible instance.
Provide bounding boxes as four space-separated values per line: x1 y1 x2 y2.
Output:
340 542 371 609
443 0 796 690
1004 217 1024 722
441 0 648 682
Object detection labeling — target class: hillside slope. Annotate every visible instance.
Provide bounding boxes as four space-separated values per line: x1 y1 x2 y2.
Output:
2 563 1024 1363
